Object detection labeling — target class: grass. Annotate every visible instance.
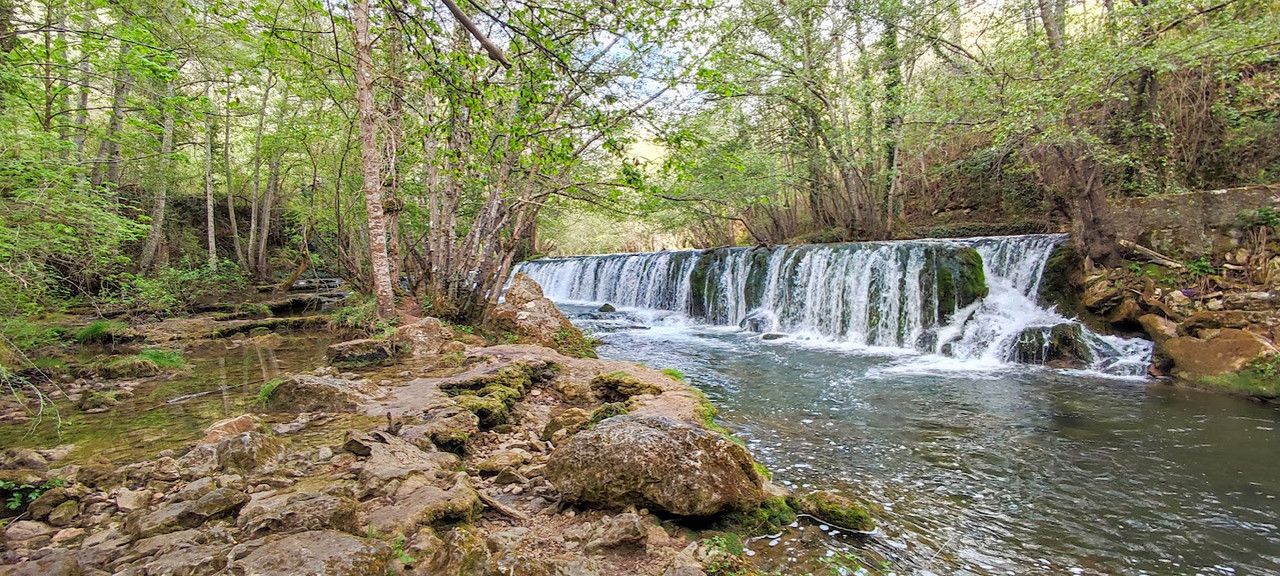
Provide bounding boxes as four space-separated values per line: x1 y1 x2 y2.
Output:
661 367 685 381
138 348 185 369
74 320 129 344
257 377 285 405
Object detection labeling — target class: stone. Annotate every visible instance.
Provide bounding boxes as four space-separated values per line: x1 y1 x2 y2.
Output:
791 490 875 532
344 430 460 494
1164 329 1278 381
151 456 182 481
228 531 391 576
0 553 81 576
178 488 250 526
580 512 647 552
662 543 704 576
327 338 395 367
394 318 455 359
361 473 481 534
27 487 69 520
492 274 596 358
439 340 468 355
0 449 49 471
493 468 527 485
1138 314 1178 347
598 303 617 313
761 333 786 340
132 503 191 538
1106 297 1143 326
177 431 287 478
172 478 214 502
266 374 383 413
4 521 53 542
199 414 260 446
238 491 359 536
116 487 154 512
51 527 85 543
477 449 530 474
135 543 229 576
46 499 79 527
546 414 767 517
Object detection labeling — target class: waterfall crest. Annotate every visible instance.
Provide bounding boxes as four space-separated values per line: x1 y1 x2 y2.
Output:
514 234 1151 376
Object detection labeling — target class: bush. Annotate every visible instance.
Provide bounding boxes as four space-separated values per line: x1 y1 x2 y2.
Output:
330 295 397 337
120 261 248 316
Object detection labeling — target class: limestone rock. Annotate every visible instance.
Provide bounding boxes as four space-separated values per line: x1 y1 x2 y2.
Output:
0 553 81 576
395 318 455 359
492 274 595 358
0 449 48 472
239 491 359 536
477 450 530 474
327 338 396 367
115 487 154 512
178 487 250 525
1164 329 1278 381
176 431 286 478
1138 314 1178 347
46 499 79 527
662 543 705 576
361 473 481 534
266 374 383 413
199 414 260 446
27 487 69 521
545 414 767 517
4 520 54 542
541 408 592 441
565 512 647 552
791 490 875 532
228 531 391 576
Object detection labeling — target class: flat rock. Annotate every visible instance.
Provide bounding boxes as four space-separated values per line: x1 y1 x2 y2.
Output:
0 553 81 576
199 414 261 446
238 491 358 536
546 414 766 517
267 374 384 413
228 530 391 576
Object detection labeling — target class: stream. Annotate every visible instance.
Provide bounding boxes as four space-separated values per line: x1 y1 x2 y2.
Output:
518 235 1280 575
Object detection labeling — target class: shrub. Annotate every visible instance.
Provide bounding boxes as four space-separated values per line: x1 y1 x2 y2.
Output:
120 261 248 316
75 320 130 344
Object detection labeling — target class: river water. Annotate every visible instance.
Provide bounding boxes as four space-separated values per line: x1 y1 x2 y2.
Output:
516 235 1280 575
566 307 1280 575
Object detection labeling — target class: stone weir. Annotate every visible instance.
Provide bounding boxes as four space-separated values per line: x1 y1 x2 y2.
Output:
516 234 1153 375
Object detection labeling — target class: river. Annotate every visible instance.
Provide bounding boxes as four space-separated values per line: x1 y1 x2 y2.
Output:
519 235 1280 575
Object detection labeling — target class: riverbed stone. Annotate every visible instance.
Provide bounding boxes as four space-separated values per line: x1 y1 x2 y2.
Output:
327 338 396 367
493 274 596 358
46 499 79 527
542 408 592 441
361 473 481 534
791 490 875 532
395 317 455 359
238 491 359 536
266 373 384 413
0 553 81 576
228 530 391 576
177 431 287 479
1164 329 1278 382
199 414 261 446
546 414 767 517
115 487 153 512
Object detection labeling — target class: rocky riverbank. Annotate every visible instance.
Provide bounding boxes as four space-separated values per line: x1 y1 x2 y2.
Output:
0 277 871 576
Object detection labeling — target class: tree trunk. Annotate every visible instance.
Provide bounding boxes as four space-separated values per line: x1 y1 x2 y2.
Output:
384 10 405 286
138 81 175 272
205 86 218 271
71 0 92 160
91 29 132 188
226 79 246 266
248 70 274 276
353 0 396 318
255 153 278 279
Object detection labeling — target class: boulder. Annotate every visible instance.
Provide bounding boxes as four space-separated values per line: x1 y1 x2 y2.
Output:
177 431 287 478
238 492 359 536
46 499 78 527
327 338 396 367
1164 329 1278 381
492 274 596 358
791 490 875 532
266 373 383 413
545 414 767 517
1011 323 1094 369
361 473 481 534
597 303 617 313
1138 314 1178 347
228 531 391 576
199 414 260 446
564 512 647 552
394 318 455 359
0 553 81 576
115 487 153 512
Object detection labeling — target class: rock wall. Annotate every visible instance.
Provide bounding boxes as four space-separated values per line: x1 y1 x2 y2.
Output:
1111 184 1280 257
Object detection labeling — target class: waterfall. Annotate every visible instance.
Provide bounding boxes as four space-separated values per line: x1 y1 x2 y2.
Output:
514 235 1151 376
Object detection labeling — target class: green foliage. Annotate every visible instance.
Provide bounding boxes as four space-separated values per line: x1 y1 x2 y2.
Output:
257 377 285 405
1186 257 1217 277
0 478 64 511
331 296 398 337
121 263 249 317
722 497 796 536
1239 207 1280 229
75 321 130 345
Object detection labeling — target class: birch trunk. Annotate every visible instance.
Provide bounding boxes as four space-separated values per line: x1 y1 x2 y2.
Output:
353 0 396 318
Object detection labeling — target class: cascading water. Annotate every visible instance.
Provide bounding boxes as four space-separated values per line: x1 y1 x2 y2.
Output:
514 234 1151 376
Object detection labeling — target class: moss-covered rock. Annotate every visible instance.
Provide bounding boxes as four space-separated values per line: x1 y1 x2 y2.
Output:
454 394 510 428
590 371 662 403
791 491 875 532
588 402 629 425
721 497 797 536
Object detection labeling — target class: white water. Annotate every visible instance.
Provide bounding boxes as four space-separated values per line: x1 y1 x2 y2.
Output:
514 235 1152 376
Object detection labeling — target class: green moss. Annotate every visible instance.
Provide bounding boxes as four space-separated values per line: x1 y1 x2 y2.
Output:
455 394 509 428
661 367 685 381
553 325 598 359
94 355 160 379
75 320 129 344
722 497 796 536
590 371 662 403
588 402 629 425
936 268 956 321
138 348 185 369
257 377 285 404
956 247 988 304
791 491 875 532
1199 356 1280 398
76 389 118 411
752 461 772 481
